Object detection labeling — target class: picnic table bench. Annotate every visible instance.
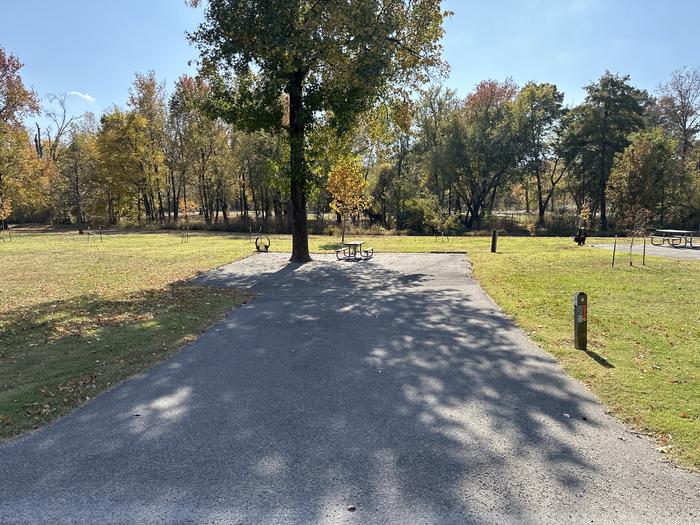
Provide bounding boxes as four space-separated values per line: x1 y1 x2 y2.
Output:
336 241 373 261
650 229 698 248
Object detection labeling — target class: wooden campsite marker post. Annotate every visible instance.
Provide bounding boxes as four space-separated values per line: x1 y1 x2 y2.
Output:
574 292 588 351
491 230 498 253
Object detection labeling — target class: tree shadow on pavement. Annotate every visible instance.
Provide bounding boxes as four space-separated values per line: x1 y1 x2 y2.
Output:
1 255 697 524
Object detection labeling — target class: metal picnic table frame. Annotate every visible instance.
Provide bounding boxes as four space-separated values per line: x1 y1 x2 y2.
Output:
650 229 698 248
336 241 374 261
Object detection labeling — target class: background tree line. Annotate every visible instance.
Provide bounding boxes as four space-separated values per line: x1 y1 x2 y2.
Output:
2 44 699 235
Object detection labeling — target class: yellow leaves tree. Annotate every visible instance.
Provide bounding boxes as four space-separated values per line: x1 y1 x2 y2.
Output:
0 46 47 224
327 156 367 243
0 125 53 223
96 108 151 222
608 128 679 231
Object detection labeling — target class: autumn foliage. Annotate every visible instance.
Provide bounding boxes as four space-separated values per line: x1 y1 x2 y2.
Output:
327 156 367 242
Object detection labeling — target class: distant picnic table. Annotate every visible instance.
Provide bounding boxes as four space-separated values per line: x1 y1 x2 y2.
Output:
336 241 374 261
651 229 698 248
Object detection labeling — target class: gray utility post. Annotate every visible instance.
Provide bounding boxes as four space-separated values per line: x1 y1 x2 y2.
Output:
573 292 587 351
491 230 498 253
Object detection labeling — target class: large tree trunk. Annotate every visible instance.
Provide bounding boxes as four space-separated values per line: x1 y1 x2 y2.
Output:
288 70 311 262
466 207 481 230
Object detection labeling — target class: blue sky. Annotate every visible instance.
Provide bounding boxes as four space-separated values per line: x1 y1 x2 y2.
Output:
2 0 699 126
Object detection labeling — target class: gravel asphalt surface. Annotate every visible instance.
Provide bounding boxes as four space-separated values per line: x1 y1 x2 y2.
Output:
1 253 698 524
592 243 700 261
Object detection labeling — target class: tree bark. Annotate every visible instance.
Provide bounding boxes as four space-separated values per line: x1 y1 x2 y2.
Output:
288 70 311 262
535 168 546 226
524 178 531 215
157 188 166 224
598 117 609 232
599 156 608 231
74 164 84 234
171 172 180 221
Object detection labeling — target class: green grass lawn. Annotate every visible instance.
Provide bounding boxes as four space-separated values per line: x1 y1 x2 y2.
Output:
470 238 699 470
0 232 252 439
2 231 698 470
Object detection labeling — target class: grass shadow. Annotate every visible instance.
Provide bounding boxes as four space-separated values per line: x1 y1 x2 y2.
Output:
0 284 248 439
2 254 698 522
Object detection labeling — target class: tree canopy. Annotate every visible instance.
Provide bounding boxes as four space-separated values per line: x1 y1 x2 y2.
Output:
1 43 699 237
189 0 450 260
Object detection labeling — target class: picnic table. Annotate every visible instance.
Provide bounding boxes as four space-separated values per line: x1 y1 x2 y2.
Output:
336 241 374 261
651 229 698 248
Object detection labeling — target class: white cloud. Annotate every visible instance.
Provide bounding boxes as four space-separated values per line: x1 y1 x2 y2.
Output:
68 91 96 103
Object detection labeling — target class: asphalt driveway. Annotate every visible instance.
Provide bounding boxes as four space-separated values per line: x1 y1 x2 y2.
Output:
592 242 700 261
1 253 698 524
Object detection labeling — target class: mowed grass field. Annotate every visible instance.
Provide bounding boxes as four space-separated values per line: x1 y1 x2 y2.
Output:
472 238 698 469
0 232 251 439
1 232 698 469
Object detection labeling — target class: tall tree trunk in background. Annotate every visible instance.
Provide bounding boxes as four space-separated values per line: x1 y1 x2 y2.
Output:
74 165 84 234
171 172 180 221
238 174 245 220
165 186 172 222
288 70 311 262
108 194 116 224
535 168 546 227
251 185 259 219
466 202 482 230
221 189 229 223
240 170 249 220
599 146 608 231
489 184 498 214
157 188 165 223
524 178 531 214
149 192 157 222
142 192 150 222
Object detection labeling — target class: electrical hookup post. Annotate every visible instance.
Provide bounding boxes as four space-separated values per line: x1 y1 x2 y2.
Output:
573 292 588 351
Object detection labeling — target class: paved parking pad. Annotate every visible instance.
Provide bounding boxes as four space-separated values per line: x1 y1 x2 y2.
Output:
593 243 700 261
1 253 698 524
